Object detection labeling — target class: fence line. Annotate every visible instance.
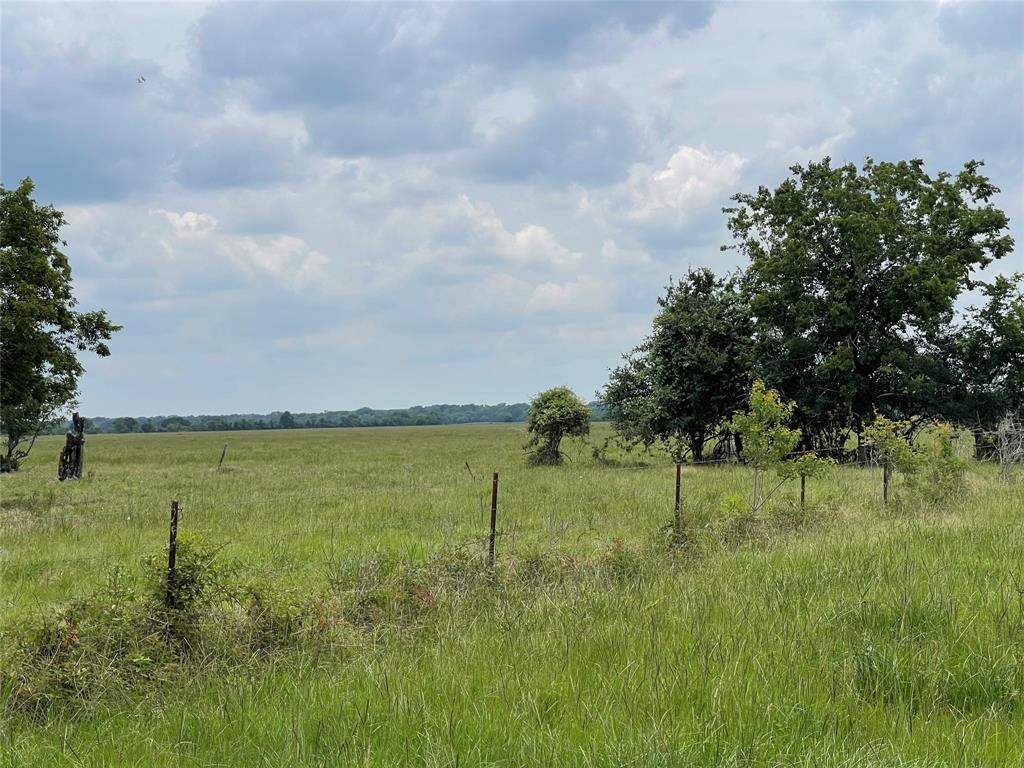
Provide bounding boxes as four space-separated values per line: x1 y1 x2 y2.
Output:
3 454 907 575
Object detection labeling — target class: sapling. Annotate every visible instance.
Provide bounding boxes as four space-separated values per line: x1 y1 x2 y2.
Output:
729 380 832 513
864 415 968 506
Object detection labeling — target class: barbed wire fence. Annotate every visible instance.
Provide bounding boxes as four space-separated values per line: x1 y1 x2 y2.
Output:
2 448 922 583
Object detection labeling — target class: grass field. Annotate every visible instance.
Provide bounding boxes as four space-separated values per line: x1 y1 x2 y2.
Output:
1 424 1023 766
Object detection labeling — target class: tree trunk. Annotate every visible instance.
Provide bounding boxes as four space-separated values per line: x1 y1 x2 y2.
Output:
0 446 17 473
690 436 704 463
973 427 998 461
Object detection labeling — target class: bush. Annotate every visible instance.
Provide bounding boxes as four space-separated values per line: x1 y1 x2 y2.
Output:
907 422 968 506
524 386 590 466
865 417 968 508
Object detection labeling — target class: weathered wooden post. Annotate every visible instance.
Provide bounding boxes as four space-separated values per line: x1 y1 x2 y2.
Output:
883 461 890 506
217 444 228 472
72 413 84 478
487 472 499 567
800 474 806 509
166 501 180 608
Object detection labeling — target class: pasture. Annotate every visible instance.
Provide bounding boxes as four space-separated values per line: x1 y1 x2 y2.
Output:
1 424 1022 767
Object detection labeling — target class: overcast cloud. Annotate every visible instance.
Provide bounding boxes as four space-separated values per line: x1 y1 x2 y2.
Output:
2 0 1022 416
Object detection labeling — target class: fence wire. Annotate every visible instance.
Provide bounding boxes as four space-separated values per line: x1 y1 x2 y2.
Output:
4 456 908 573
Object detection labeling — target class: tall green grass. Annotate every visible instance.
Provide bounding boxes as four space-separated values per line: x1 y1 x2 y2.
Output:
2 425 1022 766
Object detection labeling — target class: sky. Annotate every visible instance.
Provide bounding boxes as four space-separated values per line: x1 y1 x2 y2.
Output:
2 0 1022 417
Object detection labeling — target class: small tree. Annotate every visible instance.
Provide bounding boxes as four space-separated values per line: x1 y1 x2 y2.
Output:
602 269 752 461
729 380 832 512
914 422 968 504
864 415 967 506
863 414 918 475
1 179 120 471
525 386 590 465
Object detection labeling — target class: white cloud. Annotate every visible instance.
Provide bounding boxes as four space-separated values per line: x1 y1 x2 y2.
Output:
416 195 582 272
271 318 383 352
222 235 329 292
624 145 746 225
157 210 218 239
600 239 652 268
526 276 610 315
507 224 580 268
433 273 536 323
764 107 856 161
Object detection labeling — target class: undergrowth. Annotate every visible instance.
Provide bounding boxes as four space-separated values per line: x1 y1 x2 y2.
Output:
1 535 669 718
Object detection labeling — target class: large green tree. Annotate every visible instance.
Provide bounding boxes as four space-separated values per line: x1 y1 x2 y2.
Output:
939 274 1024 456
0 178 120 471
602 269 752 461
725 158 1014 450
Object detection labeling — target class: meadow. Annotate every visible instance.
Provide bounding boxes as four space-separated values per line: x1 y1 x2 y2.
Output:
1 424 1022 767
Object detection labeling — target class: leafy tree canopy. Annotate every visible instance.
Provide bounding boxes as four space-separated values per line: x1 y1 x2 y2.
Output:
602 268 752 461
726 157 1014 449
1 178 120 471
939 274 1024 451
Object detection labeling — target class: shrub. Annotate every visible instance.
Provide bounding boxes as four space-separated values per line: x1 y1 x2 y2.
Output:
524 386 590 466
907 422 968 506
865 416 968 507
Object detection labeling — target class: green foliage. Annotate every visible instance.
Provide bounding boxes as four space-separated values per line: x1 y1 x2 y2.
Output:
864 416 968 506
726 157 1015 449
110 417 138 434
863 415 918 476
524 386 591 465
602 269 752 461
68 401 604 434
940 274 1024 453
729 381 833 511
0 179 121 471
908 423 969 506
143 532 227 615
160 415 191 432
728 381 801 472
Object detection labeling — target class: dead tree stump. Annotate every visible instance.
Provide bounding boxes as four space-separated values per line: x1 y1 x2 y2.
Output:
58 412 85 481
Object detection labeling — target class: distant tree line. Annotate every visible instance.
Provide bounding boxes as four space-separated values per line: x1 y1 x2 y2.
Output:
52 402 610 435
602 158 1022 462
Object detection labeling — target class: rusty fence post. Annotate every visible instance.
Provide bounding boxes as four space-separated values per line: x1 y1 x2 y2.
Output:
166 501 179 608
487 472 499 567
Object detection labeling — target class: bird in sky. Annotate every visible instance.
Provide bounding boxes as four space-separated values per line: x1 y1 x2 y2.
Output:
137 75 146 83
